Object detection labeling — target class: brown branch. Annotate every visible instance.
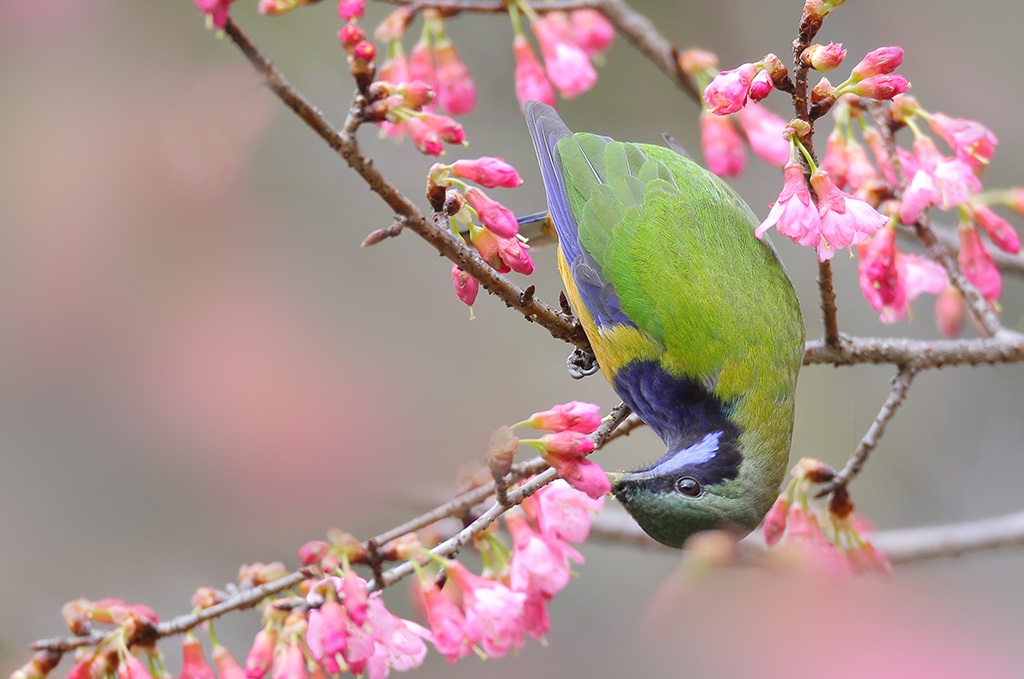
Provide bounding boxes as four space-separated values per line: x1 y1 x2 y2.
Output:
804 331 1024 369
590 507 1024 565
821 367 917 496
223 18 589 350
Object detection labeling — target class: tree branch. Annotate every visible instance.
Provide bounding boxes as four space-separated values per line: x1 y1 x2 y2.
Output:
821 367 917 496
803 330 1024 368
223 18 589 350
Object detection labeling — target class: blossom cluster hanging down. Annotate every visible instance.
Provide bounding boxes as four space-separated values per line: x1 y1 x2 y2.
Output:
426 158 531 314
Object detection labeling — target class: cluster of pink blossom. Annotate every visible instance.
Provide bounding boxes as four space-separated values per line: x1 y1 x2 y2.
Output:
513 400 610 499
761 458 891 577
703 31 1021 329
373 9 476 118
426 158 530 312
417 479 603 661
508 2 614 110
679 49 792 176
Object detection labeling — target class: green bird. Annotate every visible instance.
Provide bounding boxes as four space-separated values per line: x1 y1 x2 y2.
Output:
525 102 804 549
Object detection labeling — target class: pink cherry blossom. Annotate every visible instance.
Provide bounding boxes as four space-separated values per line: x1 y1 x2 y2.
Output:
843 140 880 192
756 160 822 248
927 112 997 169
418 582 478 663
340 571 370 627
445 562 527 658
736 104 789 167
524 400 602 434
512 35 555 110
700 112 745 177
418 111 465 145
747 69 774 102
811 170 888 261
958 226 1002 302
506 512 575 598
703 62 757 115
533 13 597 99
857 227 946 323
434 37 476 115
569 9 615 57
532 478 604 543
451 157 523 189
451 264 479 307
521 594 551 640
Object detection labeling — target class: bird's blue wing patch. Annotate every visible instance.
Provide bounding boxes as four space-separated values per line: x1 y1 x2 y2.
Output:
525 101 634 329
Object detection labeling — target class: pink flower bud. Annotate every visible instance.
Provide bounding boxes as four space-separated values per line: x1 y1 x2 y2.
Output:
539 430 595 457
512 34 555 110
851 46 904 80
375 6 414 43
451 264 478 307
851 73 909 100
803 42 846 72
244 627 278 679
703 62 757 115
337 23 366 53
181 632 217 679
409 37 436 91
399 80 434 109
212 643 246 679
272 644 306 679
570 9 614 57
972 204 1021 254
117 655 152 679
419 111 465 145
927 112 998 170
747 69 774 102
406 116 444 156
557 457 611 499
435 37 476 115
527 401 602 434
337 0 365 21
465 187 519 238
700 112 745 177
737 104 789 167
451 157 523 188
678 48 718 76
935 285 965 338
762 496 791 546
958 226 1002 302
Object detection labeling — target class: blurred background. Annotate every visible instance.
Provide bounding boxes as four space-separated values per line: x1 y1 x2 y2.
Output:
1 0 1023 677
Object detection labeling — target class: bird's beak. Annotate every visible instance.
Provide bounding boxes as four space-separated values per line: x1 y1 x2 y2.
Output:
606 470 643 494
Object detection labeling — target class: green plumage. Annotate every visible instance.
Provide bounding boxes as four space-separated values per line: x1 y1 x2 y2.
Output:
527 103 804 548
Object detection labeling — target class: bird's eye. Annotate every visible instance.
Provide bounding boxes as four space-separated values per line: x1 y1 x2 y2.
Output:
675 476 702 497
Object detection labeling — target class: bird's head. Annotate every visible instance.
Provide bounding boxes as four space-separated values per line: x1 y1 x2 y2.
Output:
608 432 775 549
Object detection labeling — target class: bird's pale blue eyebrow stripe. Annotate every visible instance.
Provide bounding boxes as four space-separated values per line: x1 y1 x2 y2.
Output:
649 431 723 475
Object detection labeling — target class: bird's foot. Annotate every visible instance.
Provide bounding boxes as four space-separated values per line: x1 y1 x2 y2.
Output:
566 348 599 379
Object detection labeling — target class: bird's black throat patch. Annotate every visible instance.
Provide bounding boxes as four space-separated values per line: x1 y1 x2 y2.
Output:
612 360 743 491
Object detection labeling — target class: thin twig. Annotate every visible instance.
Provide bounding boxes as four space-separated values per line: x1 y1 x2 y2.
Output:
223 18 589 351
821 367 917 496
